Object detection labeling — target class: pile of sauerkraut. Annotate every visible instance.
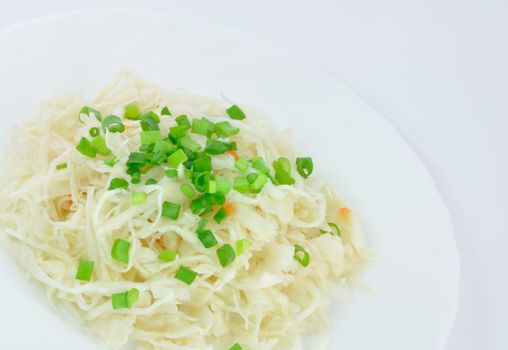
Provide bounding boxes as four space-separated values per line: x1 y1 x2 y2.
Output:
0 71 368 350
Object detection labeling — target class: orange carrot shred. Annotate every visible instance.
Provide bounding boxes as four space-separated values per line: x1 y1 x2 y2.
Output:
228 150 239 161
339 207 351 221
224 202 235 216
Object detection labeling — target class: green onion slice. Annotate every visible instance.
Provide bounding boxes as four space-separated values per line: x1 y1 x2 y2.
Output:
108 178 129 191
192 117 215 137
176 115 191 129
327 222 341 236
90 135 111 156
180 183 197 199
124 101 141 120
131 192 147 205
162 201 181 220
75 259 94 281
145 178 158 185
213 207 228 224
226 105 246 120
296 157 314 179
111 238 131 263
161 106 171 116
293 244 310 267
158 250 178 262
175 266 198 285
141 130 161 145
76 137 97 158
102 115 125 133
165 169 178 178
193 153 212 172
214 121 240 137
217 244 236 267
228 343 244 350
56 163 68 170
235 239 252 255
179 135 201 153
167 149 188 168
197 229 218 248
104 155 117 167
234 157 249 172
112 288 139 309
79 106 102 122
273 157 295 185
89 127 100 137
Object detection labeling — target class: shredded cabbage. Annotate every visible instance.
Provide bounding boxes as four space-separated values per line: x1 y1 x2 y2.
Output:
0 70 368 350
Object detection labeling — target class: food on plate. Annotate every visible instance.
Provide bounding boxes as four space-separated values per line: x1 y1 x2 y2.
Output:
0 71 368 350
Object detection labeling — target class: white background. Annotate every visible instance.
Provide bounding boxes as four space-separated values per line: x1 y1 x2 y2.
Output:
0 1 506 349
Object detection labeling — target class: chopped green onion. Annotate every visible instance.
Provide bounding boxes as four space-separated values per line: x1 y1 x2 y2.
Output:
112 288 139 309
167 149 188 168
273 157 295 185
75 259 94 281
154 139 177 155
145 178 158 185
213 207 228 224
162 201 181 220
228 343 243 350
76 137 97 158
197 229 218 248
178 135 201 153
235 239 252 255
131 192 147 205
233 177 250 193
208 179 217 194
247 173 257 184
79 106 102 122
124 101 141 120
293 244 310 267
140 112 160 131
215 176 232 195
141 130 161 145
89 127 100 137
111 238 131 263
151 151 166 165
327 222 341 236
191 117 215 137
296 157 313 179
104 155 117 167
108 178 129 191
251 172 268 193
226 105 246 120
158 250 178 262
214 121 240 137
196 218 208 233
161 106 171 116
175 266 198 285
251 156 270 174
217 244 236 267
165 169 178 178
180 183 197 198
131 172 141 184
205 139 234 155
90 135 111 156
176 115 191 129
193 154 212 172
127 152 147 168
169 125 188 141
193 172 211 193
102 115 125 133
56 163 68 170
234 157 249 172
183 168 193 180
191 193 225 216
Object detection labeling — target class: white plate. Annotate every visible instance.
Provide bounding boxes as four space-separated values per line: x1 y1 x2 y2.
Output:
0 10 459 350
